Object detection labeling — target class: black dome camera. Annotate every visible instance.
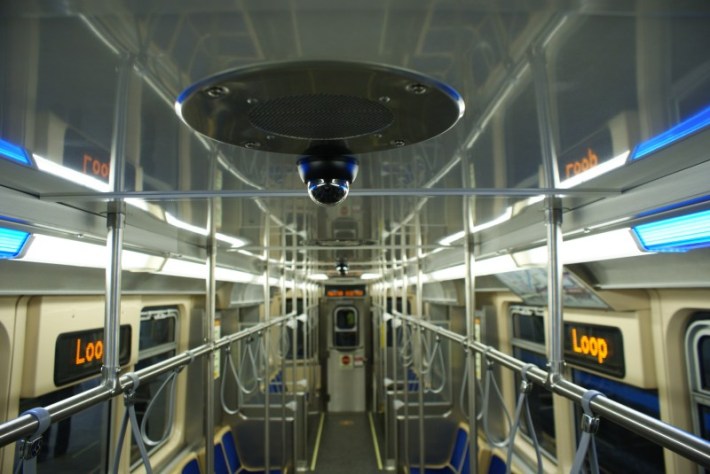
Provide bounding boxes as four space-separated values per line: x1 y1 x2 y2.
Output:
335 259 349 276
297 146 359 207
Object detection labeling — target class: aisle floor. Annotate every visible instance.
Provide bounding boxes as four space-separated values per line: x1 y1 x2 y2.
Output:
313 413 380 473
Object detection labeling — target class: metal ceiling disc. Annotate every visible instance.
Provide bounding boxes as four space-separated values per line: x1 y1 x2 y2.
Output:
175 60 465 155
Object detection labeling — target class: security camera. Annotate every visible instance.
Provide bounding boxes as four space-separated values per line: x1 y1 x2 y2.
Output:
336 259 349 276
297 149 359 207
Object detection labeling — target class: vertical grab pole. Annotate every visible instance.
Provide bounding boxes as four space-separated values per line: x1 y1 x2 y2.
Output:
290 207 299 470
414 214 425 472
461 154 478 474
263 214 271 474
103 54 131 393
204 196 217 474
280 227 287 470
389 196 399 469
532 47 565 381
103 54 130 472
400 217 410 468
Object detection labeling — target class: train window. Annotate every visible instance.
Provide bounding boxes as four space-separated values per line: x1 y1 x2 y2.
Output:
572 370 664 473
14 379 109 473
686 317 710 474
333 307 359 348
386 298 411 347
130 307 179 465
671 18 710 120
553 16 637 154
285 299 306 359
511 312 545 345
510 306 556 458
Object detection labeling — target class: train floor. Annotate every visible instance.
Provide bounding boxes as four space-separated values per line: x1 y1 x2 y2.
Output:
313 412 381 473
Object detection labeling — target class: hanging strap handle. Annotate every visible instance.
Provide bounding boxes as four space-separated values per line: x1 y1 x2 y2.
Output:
112 373 152 474
570 389 605 474
458 348 484 421
14 407 51 474
425 336 446 394
505 364 543 474
140 367 181 446
481 347 514 449
221 344 241 414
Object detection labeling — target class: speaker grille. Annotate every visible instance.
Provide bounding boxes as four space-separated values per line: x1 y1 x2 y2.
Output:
248 94 393 140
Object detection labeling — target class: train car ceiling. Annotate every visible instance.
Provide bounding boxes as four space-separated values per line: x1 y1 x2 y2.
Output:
0 2 707 291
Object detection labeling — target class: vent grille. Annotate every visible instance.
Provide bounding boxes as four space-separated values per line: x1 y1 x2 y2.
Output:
248 94 393 140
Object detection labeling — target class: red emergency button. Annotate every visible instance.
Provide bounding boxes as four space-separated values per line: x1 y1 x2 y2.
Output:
341 355 351 365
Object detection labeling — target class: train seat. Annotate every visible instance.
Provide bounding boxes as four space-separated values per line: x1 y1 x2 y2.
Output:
409 424 469 474
219 426 286 474
167 452 202 474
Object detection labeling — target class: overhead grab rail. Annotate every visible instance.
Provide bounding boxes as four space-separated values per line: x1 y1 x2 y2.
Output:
383 308 710 468
0 311 297 449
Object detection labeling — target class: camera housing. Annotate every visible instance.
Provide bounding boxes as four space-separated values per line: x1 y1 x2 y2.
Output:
335 259 349 276
297 153 359 207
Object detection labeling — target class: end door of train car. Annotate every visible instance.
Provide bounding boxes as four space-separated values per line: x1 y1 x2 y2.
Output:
319 286 371 412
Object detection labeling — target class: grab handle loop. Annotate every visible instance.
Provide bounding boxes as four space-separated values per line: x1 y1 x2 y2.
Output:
505 364 543 474
112 373 152 474
140 367 181 446
570 389 605 474
14 407 51 474
221 344 241 415
423 336 446 394
420 334 439 375
481 348 514 449
401 323 415 367
238 337 259 394
458 348 484 421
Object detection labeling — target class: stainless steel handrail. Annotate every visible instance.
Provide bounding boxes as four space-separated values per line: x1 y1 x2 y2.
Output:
0 311 297 448
384 308 710 468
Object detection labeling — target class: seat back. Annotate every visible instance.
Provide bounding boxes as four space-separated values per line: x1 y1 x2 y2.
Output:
449 426 469 471
214 440 231 474
222 428 243 473
182 457 201 474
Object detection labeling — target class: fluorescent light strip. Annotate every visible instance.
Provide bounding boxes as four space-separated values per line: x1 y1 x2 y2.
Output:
513 228 646 266
558 151 629 189
19 234 166 271
34 154 111 192
0 227 31 259
18 234 266 282
0 139 32 166
360 273 380 280
633 209 710 252
438 230 465 246
472 206 513 233
418 228 646 285
631 105 710 160
437 207 514 247
165 212 247 248
308 273 329 281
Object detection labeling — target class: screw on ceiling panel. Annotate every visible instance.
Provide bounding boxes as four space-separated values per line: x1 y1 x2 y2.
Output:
205 86 229 98
406 83 428 94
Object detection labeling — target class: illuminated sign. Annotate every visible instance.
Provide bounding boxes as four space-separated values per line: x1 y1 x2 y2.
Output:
564 322 624 377
558 128 613 180
62 128 135 186
54 326 131 386
325 285 366 297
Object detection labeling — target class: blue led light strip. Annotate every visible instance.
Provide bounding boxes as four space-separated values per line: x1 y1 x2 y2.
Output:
0 138 32 166
631 105 710 161
633 208 710 252
0 227 31 259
